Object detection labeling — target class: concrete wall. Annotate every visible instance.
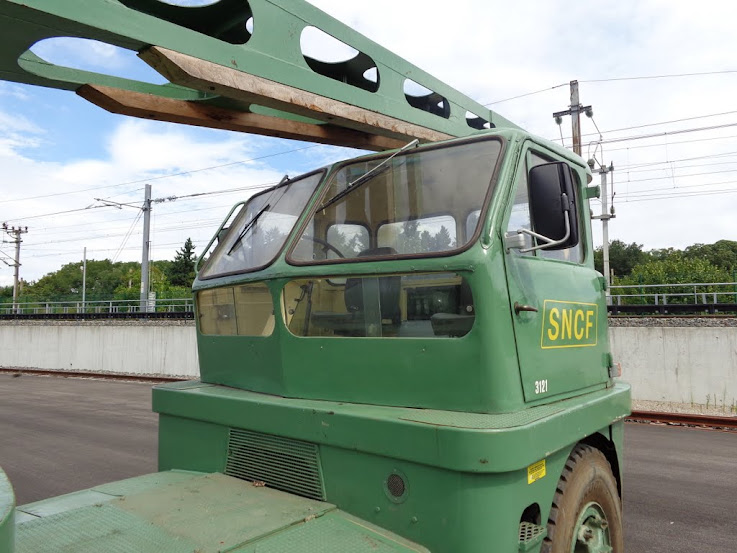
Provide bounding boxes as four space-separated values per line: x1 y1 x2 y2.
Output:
1 321 736 408
0 322 199 378
610 325 737 409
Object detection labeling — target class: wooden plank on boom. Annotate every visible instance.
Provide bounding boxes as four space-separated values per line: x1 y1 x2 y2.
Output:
78 85 408 152
140 46 453 145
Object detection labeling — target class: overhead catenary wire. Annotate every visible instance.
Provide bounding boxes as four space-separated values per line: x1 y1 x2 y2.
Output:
0 144 322 205
580 69 737 84
8 180 277 224
481 70 737 106
111 210 142 263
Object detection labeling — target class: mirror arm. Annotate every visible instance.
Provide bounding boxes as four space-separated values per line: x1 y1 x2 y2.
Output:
518 213 571 253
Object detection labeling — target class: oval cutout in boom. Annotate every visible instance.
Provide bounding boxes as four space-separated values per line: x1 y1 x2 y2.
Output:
466 111 493 130
404 79 450 119
30 37 167 85
300 27 380 93
119 0 253 45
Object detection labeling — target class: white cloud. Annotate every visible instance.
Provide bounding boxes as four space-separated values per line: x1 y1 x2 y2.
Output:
0 118 292 286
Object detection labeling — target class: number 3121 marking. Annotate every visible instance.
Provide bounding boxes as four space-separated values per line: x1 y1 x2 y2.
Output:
534 380 548 394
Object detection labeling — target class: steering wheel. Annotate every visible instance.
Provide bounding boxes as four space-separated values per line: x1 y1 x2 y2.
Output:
300 235 346 258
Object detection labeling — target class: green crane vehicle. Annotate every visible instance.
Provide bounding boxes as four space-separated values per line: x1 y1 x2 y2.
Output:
0 1 630 552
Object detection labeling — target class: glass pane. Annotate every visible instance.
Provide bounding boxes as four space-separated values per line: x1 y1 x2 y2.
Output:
377 215 456 255
283 273 474 338
200 172 323 277
465 210 481 242
289 139 501 263
198 284 274 336
506 163 534 254
198 287 237 335
326 224 369 259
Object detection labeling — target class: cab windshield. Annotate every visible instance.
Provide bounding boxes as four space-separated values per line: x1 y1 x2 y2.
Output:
289 137 502 263
200 171 323 278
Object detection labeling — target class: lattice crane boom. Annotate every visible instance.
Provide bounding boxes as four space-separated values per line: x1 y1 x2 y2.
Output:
0 0 520 150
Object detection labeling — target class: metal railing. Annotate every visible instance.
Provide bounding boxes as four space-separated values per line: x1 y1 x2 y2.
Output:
609 282 737 306
608 282 737 314
0 297 194 315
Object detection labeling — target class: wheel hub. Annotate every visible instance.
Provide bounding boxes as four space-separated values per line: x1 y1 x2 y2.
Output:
572 502 613 553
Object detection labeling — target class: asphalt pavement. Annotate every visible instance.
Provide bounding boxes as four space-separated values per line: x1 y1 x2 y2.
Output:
1 373 735 552
0 373 157 504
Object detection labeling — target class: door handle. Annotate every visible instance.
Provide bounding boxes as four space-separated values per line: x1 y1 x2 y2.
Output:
514 302 538 315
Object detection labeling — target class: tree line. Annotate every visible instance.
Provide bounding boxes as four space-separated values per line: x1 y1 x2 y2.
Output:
3 237 736 305
594 239 737 303
0 238 197 305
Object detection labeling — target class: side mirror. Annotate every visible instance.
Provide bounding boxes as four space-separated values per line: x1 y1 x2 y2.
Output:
521 162 579 252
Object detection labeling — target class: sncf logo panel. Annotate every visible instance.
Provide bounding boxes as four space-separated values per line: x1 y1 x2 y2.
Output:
540 300 598 349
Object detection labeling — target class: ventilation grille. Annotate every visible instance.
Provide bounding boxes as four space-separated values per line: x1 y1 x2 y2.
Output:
518 522 546 552
225 428 325 501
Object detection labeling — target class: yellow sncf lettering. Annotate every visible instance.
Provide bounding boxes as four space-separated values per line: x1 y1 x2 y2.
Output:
547 308 560 341
541 301 598 349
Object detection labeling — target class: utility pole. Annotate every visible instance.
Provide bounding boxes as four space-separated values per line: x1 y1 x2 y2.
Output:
553 80 592 156
592 163 615 299
81 247 87 310
2 223 29 313
95 185 157 313
140 184 152 313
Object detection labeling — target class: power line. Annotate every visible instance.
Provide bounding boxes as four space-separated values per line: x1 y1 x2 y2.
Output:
0 144 321 205
620 168 737 184
619 187 737 202
580 69 737 84
480 70 737 107
618 176 737 195
10 205 110 223
616 151 737 171
482 82 567 106
605 133 737 153
559 122 737 149
111 210 142 263
8 180 275 224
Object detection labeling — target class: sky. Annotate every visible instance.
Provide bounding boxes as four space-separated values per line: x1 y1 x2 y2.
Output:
2 0 737 287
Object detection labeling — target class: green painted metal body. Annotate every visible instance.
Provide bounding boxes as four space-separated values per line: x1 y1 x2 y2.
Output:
175 129 630 552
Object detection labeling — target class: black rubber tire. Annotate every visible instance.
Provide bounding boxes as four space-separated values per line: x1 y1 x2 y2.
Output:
541 444 624 553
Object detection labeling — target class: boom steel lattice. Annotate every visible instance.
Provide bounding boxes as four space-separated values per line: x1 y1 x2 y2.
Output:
0 0 518 150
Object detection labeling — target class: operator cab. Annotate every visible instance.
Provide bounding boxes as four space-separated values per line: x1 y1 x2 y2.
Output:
193 131 604 413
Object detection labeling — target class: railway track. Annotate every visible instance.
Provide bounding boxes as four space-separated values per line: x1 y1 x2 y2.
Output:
0 367 185 383
2 303 737 320
0 312 194 320
2 368 736 430
628 410 737 431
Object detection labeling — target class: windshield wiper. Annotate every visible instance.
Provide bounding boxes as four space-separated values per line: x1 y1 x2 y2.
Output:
225 174 291 256
227 202 271 255
318 139 419 212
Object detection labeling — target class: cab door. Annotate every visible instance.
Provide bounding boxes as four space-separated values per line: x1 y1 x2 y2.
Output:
502 146 609 402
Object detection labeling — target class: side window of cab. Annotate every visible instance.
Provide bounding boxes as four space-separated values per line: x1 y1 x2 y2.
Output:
505 150 584 263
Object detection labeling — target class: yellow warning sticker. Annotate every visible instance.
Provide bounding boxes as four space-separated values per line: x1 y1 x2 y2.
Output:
527 459 546 484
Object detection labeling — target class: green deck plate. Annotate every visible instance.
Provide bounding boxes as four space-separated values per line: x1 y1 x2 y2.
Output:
117 473 333 550
92 469 203 497
17 470 204 519
233 511 428 552
17 504 198 553
19 490 115 518
15 472 428 552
